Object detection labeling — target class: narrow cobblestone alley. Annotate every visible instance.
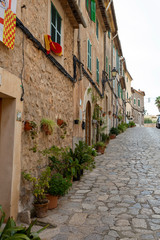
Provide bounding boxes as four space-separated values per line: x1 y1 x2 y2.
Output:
40 127 160 240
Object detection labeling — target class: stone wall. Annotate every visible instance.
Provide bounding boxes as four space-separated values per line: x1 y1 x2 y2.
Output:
0 0 75 211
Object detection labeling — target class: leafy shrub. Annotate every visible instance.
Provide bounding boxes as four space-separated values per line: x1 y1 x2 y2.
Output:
22 167 51 204
48 173 72 196
110 127 120 136
144 118 152 123
129 121 136 127
101 133 110 143
0 205 47 240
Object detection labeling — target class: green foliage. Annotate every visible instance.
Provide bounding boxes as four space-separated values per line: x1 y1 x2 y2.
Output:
118 122 128 133
48 173 72 196
129 121 136 127
94 141 106 148
101 133 109 143
22 167 51 204
46 146 80 179
155 96 160 109
40 118 56 134
110 127 120 136
144 118 152 123
74 141 96 171
0 206 47 240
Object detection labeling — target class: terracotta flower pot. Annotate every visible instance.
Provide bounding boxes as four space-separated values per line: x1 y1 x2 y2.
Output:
41 124 52 135
97 146 105 154
110 134 116 139
24 121 32 131
47 194 58 210
33 200 49 218
57 119 64 127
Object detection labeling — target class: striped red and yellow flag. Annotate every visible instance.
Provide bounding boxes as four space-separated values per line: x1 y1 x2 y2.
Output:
0 0 17 49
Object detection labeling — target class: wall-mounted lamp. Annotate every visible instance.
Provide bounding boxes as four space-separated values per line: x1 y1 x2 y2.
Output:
102 67 118 87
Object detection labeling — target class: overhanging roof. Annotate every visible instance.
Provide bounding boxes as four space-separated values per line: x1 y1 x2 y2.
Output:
97 0 110 31
59 0 87 28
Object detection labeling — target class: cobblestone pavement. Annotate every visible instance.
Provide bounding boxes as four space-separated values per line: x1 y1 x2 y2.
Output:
40 127 160 240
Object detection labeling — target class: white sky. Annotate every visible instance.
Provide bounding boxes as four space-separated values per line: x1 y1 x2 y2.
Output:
114 0 160 115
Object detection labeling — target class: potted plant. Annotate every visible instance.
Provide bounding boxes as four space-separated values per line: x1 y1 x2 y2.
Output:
47 173 72 209
101 133 110 145
94 141 106 154
41 118 56 135
22 167 51 218
109 127 119 139
24 121 38 139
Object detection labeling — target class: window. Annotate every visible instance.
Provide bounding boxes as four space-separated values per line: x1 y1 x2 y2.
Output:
127 92 128 99
108 30 110 39
51 3 62 44
96 19 99 39
121 89 123 100
106 56 108 73
113 45 115 57
134 98 136 105
87 40 92 71
116 49 119 73
138 99 140 107
86 0 96 22
96 58 99 84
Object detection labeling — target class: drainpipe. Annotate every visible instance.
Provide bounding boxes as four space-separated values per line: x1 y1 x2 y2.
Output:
78 0 82 80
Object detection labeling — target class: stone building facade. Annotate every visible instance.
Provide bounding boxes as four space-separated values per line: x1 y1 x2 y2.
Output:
0 0 86 219
0 0 140 219
131 88 145 126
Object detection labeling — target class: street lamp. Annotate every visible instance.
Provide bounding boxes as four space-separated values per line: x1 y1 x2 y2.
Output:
111 67 117 79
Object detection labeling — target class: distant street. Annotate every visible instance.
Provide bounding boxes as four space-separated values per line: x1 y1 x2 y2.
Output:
40 127 160 240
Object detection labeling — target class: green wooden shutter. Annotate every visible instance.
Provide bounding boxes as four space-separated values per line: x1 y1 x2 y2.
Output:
86 0 89 10
108 30 110 39
96 58 99 84
106 56 108 73
118 84 120 98
127 92 128 99
91 0 96 22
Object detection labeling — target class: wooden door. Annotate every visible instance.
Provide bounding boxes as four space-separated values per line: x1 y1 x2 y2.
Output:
85 101 91 145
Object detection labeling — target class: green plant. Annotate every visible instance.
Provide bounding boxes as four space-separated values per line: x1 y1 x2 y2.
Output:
101 133 109 143
118 122 127 133
22 167 51 204
48 173 72 196
129 121 136 127
144 118 152 123
110 127 120 136
74 141 96 171
155 96 160 110
0 205 48 240
94 141 106 148
40 118 56 135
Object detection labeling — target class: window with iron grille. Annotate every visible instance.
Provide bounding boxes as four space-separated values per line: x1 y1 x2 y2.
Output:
87 40 92 71
51 3 61 44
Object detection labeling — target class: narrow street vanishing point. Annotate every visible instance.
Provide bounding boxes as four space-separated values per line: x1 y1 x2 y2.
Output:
38 127 160 240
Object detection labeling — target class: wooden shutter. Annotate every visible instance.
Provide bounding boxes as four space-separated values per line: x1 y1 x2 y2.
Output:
109 65 111 79
86 0 89 10
96 58 99 84
106 56 108 73
91 0 96 22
